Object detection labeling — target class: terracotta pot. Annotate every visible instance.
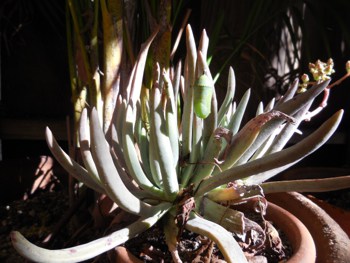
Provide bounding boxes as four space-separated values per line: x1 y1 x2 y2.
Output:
109 201 316 262
267 192 350 263
108 246 143 263
306 194 350 236
265 202 316 263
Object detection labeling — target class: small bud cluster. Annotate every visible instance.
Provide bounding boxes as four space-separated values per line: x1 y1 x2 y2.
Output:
298 74 309 93
309 59 335 81
346 61 350 74
298 58 335 93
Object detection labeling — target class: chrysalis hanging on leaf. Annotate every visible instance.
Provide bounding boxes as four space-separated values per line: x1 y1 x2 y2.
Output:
194 74 213 119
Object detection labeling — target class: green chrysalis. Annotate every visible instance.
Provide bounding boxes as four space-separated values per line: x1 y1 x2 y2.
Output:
194 74 213 119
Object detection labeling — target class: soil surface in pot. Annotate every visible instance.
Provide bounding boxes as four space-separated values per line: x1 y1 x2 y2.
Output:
123 215 292 262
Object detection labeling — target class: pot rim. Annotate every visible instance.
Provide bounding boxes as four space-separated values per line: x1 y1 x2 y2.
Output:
267 192 350 262
266 201 316 263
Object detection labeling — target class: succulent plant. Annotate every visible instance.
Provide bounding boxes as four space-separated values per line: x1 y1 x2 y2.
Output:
11 25 350 263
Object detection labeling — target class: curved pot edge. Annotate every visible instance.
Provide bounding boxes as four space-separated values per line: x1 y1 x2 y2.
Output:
266 202 316 263
267 192 350 263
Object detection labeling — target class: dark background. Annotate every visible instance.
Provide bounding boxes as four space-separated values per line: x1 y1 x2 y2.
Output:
1 0 350 168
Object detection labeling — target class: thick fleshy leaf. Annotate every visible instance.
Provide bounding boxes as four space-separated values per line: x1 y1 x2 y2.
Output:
186 213 248 263
45 127 105 194
220 111 294 172
164 213 182 263
122 105 165 198
195 110 343 196
197 197 245 234
78 108 101 186
110 96 127 168
11 206 170 263
275 79 330 115
265 100 312 155
275 78 299 106
262 175 350 193
150 86 179 199
199 51 218 152
235 79 330 165
191 127 229 185
181 50 217 186
90 108 161 215
218 67 236 125
134 113 153 183
226 89 251 135
172 61 182 101
181 25 197 158
163 70 179 168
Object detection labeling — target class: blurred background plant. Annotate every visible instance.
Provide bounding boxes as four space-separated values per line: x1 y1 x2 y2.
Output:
1 0 350 194
2 0 350 159
198 0 350 105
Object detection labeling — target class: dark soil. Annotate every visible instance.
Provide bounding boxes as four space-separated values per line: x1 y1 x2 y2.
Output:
124 220 292 263
0 190 70 262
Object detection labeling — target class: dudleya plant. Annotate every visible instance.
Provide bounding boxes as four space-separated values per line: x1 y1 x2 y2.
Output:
11 25 350 263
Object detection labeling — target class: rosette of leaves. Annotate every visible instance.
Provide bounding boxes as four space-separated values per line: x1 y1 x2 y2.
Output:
11 25 350 263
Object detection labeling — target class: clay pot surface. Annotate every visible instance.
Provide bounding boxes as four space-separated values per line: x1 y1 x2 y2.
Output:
266 202 316 263
109 246 143 263
268 192 350 263
306 194 350 236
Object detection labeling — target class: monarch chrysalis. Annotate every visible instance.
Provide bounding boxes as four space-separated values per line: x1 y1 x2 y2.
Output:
194 74 213 119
